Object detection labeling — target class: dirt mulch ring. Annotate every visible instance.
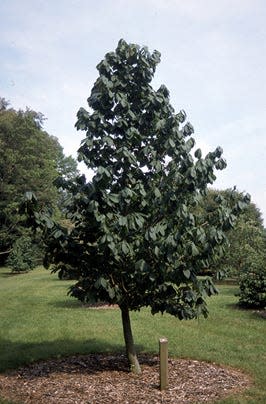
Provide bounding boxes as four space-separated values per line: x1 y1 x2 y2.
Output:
0 353 251 404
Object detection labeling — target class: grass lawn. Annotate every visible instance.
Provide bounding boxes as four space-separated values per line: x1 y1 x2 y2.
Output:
0 267 265 403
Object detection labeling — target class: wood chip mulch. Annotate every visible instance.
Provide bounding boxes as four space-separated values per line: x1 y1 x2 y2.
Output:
0 353 251 404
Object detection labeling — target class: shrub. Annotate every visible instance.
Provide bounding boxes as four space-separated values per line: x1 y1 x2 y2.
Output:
238 256 266 309
6 236 38 272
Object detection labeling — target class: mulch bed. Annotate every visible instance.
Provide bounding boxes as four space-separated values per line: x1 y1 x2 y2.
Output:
0 353 251 404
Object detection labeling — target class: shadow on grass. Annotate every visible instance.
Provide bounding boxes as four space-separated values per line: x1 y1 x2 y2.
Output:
0 338 145 373
224 302 243 310
224 301 266 320
49 299 83 309
0 271 23 278
223 302 257 315
50 300 121 310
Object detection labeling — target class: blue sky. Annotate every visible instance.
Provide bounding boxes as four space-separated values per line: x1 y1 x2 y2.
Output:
0 0 265 222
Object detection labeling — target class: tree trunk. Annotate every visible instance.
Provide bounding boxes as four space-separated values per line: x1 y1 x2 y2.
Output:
121 306 141 374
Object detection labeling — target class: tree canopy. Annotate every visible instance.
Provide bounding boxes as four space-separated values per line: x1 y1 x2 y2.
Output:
200 189 265 278
0 99 79 263
28 40 249 373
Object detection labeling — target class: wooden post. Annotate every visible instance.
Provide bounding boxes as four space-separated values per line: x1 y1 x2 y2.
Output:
159 337 168 391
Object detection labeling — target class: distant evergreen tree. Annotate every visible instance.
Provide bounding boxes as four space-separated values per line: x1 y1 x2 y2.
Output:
6 235 37 272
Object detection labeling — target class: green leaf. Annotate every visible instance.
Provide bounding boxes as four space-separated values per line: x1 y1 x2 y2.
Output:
191 243 199 256
107 286 116 299
154 246 159 257
104 136 114 147
44 216 54 229
158 224 166 236
118 216 127 226
194 148 202 159
108 242 117 254
108 193 119 204
135 215 144 228
169 138 175 148
95 277 107 289
154 187 161 198
149 229 157 241
121 241 129 254
183 269 191 279
135 259 148 272
53 230 62 239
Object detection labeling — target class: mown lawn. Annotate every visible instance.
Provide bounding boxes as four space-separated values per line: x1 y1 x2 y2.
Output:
0 267 265 403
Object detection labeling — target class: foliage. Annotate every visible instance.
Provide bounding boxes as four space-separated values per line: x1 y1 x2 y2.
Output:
223 218 265 277
53 263 80 280
26 40 249 372
238 243 266 308
6 235 38 272
238 264 266 309
201 189 262 228
200 189 264 279
0 98 79 263
201 190 266 308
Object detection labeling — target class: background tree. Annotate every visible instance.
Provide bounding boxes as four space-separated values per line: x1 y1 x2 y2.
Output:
200 189 265 278
223 218 265 277
0 99 79 265
29 40 249 373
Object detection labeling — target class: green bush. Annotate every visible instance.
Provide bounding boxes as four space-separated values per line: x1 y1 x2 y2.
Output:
6 236 38 272
238 256 266 309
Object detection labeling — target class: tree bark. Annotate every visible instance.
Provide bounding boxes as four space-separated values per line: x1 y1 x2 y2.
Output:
121 306 141 374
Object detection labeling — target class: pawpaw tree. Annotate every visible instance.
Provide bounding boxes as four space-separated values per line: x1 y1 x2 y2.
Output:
30 40 249 374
